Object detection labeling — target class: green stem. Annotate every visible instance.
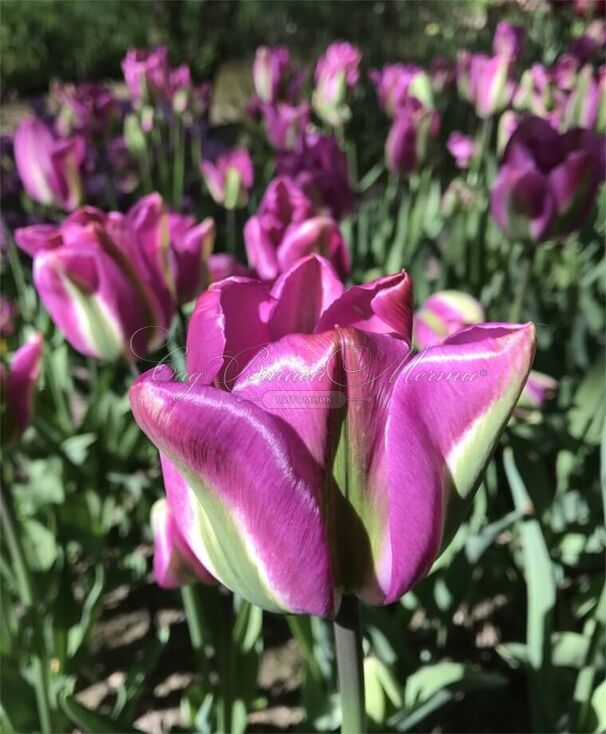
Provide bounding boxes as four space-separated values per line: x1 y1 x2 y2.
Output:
217 592 234 734
334 595 366 734
181 585 210 684
226 208 237 255
508 246 536 322
0 484 53 734
172 116 186 207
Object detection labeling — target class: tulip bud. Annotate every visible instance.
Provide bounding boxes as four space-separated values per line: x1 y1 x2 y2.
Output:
385 99 439 176
253 46 292 103
469 53 514 118
261 102 310 151
447 131 476 169
200 148 254 209
413 291 485 350
514 370 558 422
121 46 170 106
492 21 526 63
151 498 215 589
369 64 433 117
313 42 361 126
0 334 43 442
14 117 85 211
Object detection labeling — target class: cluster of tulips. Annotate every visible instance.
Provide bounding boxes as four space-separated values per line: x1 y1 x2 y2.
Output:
1 3 605 732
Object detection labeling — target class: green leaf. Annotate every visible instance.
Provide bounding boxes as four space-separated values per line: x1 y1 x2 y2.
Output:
22 519 57 572
59 692 143 734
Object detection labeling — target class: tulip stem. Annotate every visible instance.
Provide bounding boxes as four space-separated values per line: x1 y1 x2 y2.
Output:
0 482 53 734
181 585 210 684
217 592 235 734
334 595 366 734
226 208 237 254
509 246 535 322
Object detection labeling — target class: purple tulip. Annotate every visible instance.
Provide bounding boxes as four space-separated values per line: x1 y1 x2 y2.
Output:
490 116 606 243
492 21 526 63
200 148 254 209
121 46 170 105
313 41 361 125
252 46 293 103
447 131 476 169
208 254 251 283
151 498 216 589
53 82 116 137
369 64 433 117
413 291 485 350
15 194 214 361
0 333 43 442
0 296 17 337
385 98 440 176
468 53 515 118
277 130 353 219
129 255 536 616
14 117 85 211
244 176 350 281
169 64 193 114
430 57 456 93
497 110 521 154
260 102 310 151
564 64 606 131
516 370 558 414
553 54 581 92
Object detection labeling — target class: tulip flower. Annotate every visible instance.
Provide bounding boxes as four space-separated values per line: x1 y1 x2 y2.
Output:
515 370 558 420
53 82 116 138
121 46 170 105
447 132 476 169
15 194 214 361
468 53 515 118
14 117 85 211
369 64 433 117
277 130 353 219
151 498 216 589
261 102 310 151
252 46 293 103
130 254 536 616
200 148 254 209
208 254 251 283
490 116 606 243
244 177 350 281
430 57 456 93
563 64 606 131
413 291 485 350
385 98 440 176
0 333 43 442
492 21 526 63
313 41 361 126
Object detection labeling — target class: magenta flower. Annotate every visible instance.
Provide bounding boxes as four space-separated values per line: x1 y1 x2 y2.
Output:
200 148 254 209
277 130 353 219
15 194 214 361
563 65 605 131
261 102 311 151
369 64 433 117
385 98 440 176
208 254 251 283
516 370 558 415
53 82 116 138
121 46 170 104
468 53 515 118
14 117 85 211
490 116 606 243
252 46 293 103
129 255 536 616
447 131 476 169
492 21 526 63
313 41 361 125
151 497 216 589
413 291 485 350
244 177 350 281
0 333 43 442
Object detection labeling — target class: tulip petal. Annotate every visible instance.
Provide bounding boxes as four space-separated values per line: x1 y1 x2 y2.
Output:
268 255 344 340
315 271 413 340
7 334 43 438
130 367 336 616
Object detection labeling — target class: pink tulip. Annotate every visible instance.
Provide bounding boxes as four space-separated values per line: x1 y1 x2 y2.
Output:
261 102 310 151
244 177 350 281
447 131 476 169
200 148 254 209
53 82 116 137
130 255 536 616
369 64 433 117
0 333 43 441
313 41 361 125
121 46 170 104
492 21 526 63
385 98 440 176
14 117 85 211
413 291 485 350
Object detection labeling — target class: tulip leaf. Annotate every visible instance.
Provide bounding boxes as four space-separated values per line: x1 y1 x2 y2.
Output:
59 692 143 734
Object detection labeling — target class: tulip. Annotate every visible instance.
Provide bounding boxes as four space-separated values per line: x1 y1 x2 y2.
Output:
0 296 17 337
493 21 526 63
313 41 361 126
369 64 433 117
53 82 116 138
497 110 521 154
200 148 254 209
169 64 193 114
261 102 310 151
0 333 43 442
208 254 251 283
563 64 606 131
276 130 353 219
447 131 476 169
151 498 216 588
121 46 170 105
514 64 554 115
385 98 439 176
490 116 606 243
430 57 456 93
244 177 350 281
468 53 515 118
14 117 85 211
553 54 580 93
252 46 293 103
130 255 536 616
15 194 214 361
413 291 485 350
516 370 558 413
